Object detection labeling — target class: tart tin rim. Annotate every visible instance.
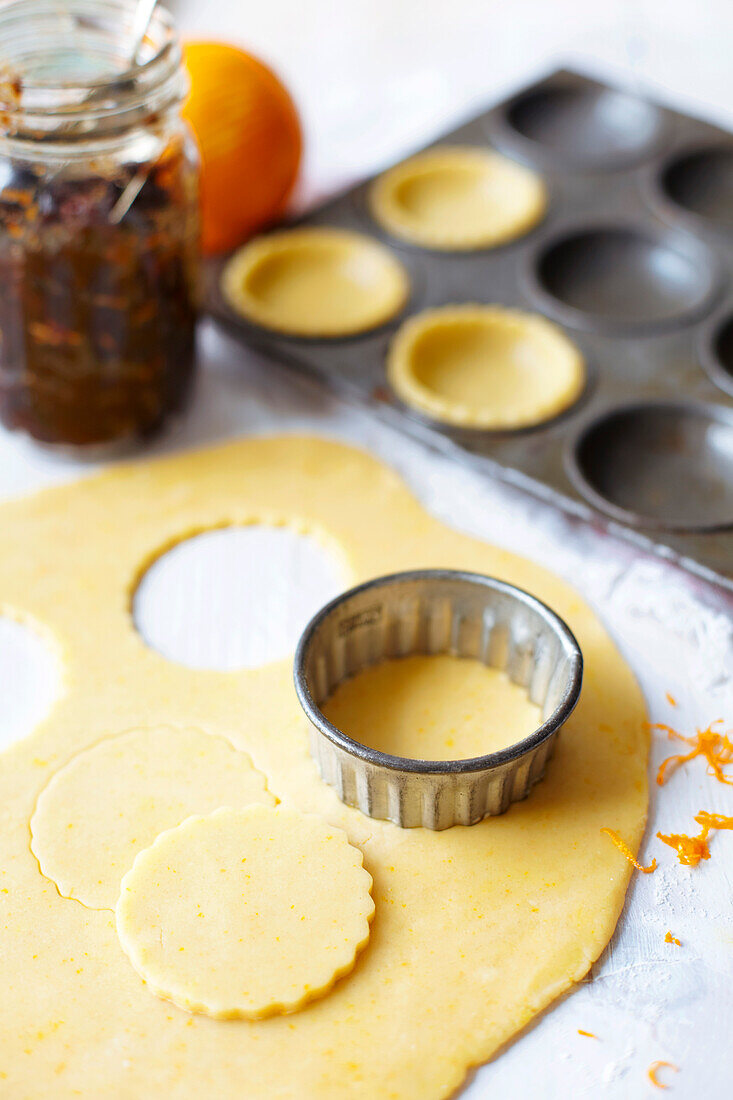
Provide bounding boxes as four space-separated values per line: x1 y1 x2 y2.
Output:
294 569 583 776
367 144 548 252
564 398 733 534
523 218 722 335
385 302 586 431
220 226 411 339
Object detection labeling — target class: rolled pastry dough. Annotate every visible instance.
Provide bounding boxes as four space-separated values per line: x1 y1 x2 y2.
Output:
0 436 648 1099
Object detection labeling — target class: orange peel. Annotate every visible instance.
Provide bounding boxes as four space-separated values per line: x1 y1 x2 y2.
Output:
657 810 733 867
600 828 657 873
653 720 733 786
182 42 302 255
648 1060 678 1089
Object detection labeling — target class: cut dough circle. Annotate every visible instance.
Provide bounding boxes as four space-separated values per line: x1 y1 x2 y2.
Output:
221 227 409 337
322 654 542 761
115 805 374 1020
387 304 585 429
369 146 547 251
30 726 275 910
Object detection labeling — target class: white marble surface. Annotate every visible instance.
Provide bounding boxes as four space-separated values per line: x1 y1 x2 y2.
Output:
2 1 733 1096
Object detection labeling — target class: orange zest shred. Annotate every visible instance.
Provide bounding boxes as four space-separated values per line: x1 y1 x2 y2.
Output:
657 810 733 867
653 719 733 787
664 931 681 946
657 828 710 867
648 1060 678 1089
665 693 677 707
577 1029 598 1039
600 828 657 873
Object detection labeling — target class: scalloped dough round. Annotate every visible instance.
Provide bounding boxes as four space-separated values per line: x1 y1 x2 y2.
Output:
388 304 585 429
30 727 275 910
116 806 374 1020
369 146 546 250
221 227 409 337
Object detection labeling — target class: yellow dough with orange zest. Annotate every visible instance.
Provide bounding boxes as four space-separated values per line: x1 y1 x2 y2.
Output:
369 146 546 250
221 227 409 337
30 726 275 910
115 806 374 1020
322 653 541 760
0 435 647 1098
388 304 585 429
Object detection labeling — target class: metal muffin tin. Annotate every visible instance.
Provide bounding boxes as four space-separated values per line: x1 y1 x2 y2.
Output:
294 570 583 829
207 68 733 591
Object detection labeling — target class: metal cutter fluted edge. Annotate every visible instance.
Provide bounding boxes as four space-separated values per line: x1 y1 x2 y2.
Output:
294 569 583 829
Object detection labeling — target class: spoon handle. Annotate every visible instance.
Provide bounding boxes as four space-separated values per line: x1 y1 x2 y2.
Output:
129 0 159 63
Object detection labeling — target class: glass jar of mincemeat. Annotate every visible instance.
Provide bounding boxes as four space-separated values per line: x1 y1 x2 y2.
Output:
0 0 200 452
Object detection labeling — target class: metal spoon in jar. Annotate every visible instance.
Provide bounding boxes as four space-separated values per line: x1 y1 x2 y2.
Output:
25 0 161 215
108 0 160 223
129 0 160 61
23 0 161 218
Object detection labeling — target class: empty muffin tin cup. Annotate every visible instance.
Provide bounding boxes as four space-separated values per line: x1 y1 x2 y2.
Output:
504 79 665 170
294 569 583 829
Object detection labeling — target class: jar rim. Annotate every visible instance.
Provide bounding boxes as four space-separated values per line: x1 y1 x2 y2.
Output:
0 0 184 138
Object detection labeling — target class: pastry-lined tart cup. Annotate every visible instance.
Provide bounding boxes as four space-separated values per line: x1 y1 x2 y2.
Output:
221 227 410 338
387 304 585 430
368 146 547 251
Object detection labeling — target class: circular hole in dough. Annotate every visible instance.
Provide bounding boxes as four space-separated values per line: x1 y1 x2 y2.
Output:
0 616 60 751
221 227 409 337
387 304 585 430
30 726 275 910
369 146 546 251
133 525 345 671
116 805 374 1020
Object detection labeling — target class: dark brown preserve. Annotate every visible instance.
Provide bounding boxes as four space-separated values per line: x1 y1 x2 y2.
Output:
0 143 199 448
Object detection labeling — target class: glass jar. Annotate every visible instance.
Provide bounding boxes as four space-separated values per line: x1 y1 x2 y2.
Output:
0 0 200 452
